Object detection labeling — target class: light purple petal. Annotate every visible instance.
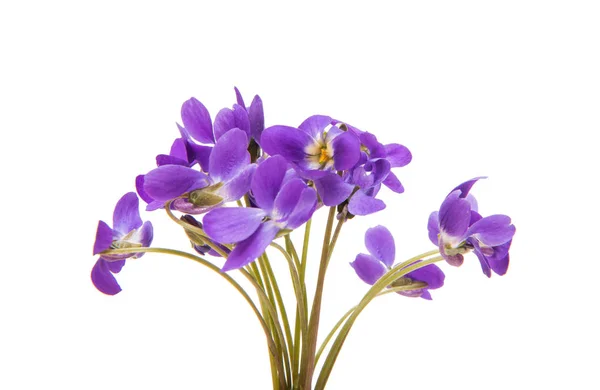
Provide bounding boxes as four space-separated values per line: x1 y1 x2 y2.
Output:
222 221 280 272
385 144 412 167
208 128 250 183
93 221 114 255
405 262 445 289
359 132 386 158
234 86 246 108
113 192 143 235
438 191 471 238
214 105 250 141
382 171 404 193
331 131 360 170
181 97 214 144
219 164 256 202
452 177 486 198
261 125 315 163
107 260 125 273
467 214 515 246
419 290 432 300
427 211 440 246
144 165 209 202
364 158 391 188
298 115 332 139
285 187 317 229
91 259 122 295
203 207 266 244
350 253 387 285
365 225 395 268
135 221 154 258
248 95 264 143
471 240 492 278
348 190 386 216
251 155 288 212
272 179 307 221
146 201 164 211
313 172 354 206
490 253 510 276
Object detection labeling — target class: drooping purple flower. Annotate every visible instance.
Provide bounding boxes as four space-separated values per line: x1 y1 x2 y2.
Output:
428 178 515 276
91 192 153 295
140 128 256 214
350 225 444 300
202 155 317 272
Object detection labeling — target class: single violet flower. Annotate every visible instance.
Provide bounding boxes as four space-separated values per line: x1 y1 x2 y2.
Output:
203 155 317 271
91 192 153 295
427 178 516 276
350 225 444 300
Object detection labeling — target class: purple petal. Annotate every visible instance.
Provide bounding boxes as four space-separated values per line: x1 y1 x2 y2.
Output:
203 207 266 244
348 190 386 216
91 258 122 295
382 171 405 193
285 187 317 229
365 225 395 268
438 191 471 238
490 253 510 276
261 125 315 163
113 192 143 235
405 262 445 289
234 86 246 108
364 159 391 188
248 95 264 143
251 155 288 212
219 164 257 202
427 211 440 246
222 221 280 272
135 221 154 258
171 198 220 215
298 115 332 139
359 132 386 158
188 143 212 172
452 177 486 198
439 240 464 266
419 290 432 300
181 97 215 144
107 260 125 273
214 105 250 141
384 144 412 167
471 241 492 278
208 128 250 183
169 138 189 161
136 175 154 205
313 172 354 206
93 221 114 255
331 131 361 170
272 179 307 221
350 253 387 285
156 154 189 167
467 214 516 246
144 165 209 202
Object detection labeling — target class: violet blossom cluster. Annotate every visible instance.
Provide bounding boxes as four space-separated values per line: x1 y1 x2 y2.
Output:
91 87 515 297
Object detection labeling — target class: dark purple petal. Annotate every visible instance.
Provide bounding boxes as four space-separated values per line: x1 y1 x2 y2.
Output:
471 241 492 278
348 190 386 216
382 171 404 193
438 191 471 238
234 86 246 108
214 105 250 141
248 95 264 143
313 172 354 206
144 165 209 202
427 212 440 246
285 187 317 229
251 155 288 212
136 175 154 205
204 207 266 244
107 260 125 273
91 258 122 295
405 262 445 290
331 132 360 170
359 132 385 157
93 221 114 255
272 179 307 221
364 159 391 188
452 177 486 198
169 138 189 161
298 115 332 139
467 214 515 246
261 125 315 163
489 253 510 276
419 290 432 300
208 128 250 183
219 164 256 202
350 253 387 285
156 154 189 167
384 144 412 167
487 240 512 263
181 97 215 144
222 221 280 272
188 143 212 172
365 225 395 268
113 192 143 235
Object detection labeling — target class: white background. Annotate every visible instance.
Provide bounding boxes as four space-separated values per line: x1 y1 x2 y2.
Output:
1 1 599 389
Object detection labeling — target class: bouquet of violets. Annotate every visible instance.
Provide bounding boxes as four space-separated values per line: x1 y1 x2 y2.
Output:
91 88 516 390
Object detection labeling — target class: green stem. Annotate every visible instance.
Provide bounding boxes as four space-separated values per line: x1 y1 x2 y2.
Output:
315 254 444 390
302 206 337 389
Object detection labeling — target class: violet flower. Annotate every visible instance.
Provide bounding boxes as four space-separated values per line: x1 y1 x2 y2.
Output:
141 128 256 214
91 192 153 295
350 225 444 300
427 178 515 276
203 155 317 271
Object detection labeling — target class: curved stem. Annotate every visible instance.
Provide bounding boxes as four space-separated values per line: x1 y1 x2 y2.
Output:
315 254 443 390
